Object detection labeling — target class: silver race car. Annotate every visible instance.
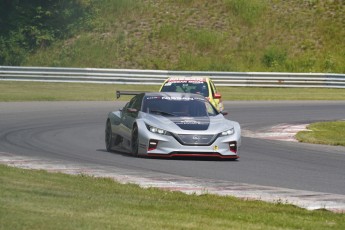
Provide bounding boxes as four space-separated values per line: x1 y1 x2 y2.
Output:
105 91 241 159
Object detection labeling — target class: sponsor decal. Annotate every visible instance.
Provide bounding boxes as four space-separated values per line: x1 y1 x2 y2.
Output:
162 96 194 101
170 117 210 130
146 96 204 102
178 117 199 123
168 77 204 82
146 96 160 100
146 96 195 101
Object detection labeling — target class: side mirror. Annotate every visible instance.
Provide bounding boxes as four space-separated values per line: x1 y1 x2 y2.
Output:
220 111 228 116
213 93 222 99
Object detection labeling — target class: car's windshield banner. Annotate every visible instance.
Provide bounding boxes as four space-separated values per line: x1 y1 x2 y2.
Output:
165 77 205 84
145 96 204 102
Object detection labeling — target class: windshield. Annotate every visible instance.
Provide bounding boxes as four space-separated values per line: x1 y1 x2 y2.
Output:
142 96 218 117
161 81 209 97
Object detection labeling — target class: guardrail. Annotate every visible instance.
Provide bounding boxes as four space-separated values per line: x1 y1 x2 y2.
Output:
1 66 345 88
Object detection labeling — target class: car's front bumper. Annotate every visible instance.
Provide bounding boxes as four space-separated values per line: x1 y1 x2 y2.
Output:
137 125 240 158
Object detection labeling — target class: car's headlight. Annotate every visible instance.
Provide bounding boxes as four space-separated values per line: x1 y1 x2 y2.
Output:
221 128 234 136
146 125 169 135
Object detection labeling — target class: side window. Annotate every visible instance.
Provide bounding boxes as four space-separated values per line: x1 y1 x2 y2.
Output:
211 81 216 92
133 96 142 111
129 94 143 111
127 97 137 109
205 101 218 116
209 81 215 96
122 102 129 111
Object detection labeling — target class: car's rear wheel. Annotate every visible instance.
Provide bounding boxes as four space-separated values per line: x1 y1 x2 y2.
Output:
105 120 113 152
131 125 139 157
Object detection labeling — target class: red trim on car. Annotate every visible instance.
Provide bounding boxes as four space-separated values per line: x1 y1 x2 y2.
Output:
144 153 239 159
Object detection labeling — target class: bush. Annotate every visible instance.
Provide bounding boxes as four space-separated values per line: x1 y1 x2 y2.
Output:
262 46 287 68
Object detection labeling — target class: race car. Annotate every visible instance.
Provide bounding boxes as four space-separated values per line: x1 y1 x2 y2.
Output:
159 77 224 112
105 91 241 159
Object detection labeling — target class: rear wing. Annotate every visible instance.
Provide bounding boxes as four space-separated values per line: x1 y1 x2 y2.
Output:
116 90 149 99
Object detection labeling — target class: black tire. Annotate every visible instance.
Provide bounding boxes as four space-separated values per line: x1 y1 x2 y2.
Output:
105 120 113 152
131 125 139 157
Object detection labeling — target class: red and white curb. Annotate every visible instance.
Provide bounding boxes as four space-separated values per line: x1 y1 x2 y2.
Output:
242 123 309 142
1 151 345 213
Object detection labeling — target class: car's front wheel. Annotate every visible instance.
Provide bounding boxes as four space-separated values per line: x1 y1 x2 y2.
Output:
131 125 139 157
105 120 113 152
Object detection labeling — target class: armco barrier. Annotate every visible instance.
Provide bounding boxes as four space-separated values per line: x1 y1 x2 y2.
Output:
1 66 345 88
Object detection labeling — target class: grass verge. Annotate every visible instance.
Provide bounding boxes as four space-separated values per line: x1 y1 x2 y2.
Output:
0 82 160 102
1 81 345 101
1 164 345 230
296 121 345 147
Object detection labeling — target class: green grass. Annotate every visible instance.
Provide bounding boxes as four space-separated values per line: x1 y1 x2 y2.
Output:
218 86 345 101
22 0 345 73
0 82 159 102
1 81 345 102
224 0 268 25
1 164 344 230
296 121 345 146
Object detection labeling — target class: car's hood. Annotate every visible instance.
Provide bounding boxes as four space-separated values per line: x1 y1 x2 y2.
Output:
167 116 210 130
140 112 235 134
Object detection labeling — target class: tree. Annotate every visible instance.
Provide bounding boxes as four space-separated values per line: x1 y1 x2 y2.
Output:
0 0 91 65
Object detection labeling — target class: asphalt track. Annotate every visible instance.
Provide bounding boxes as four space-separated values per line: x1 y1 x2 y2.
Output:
1 101 345 196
